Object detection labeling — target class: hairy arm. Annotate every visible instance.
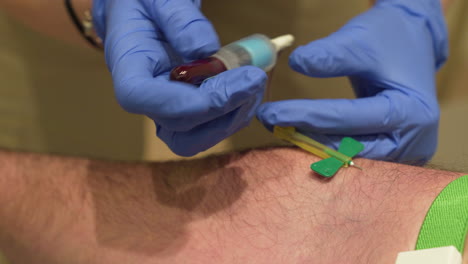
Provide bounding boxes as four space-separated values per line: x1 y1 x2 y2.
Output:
0 147 466 264
0 0 91 46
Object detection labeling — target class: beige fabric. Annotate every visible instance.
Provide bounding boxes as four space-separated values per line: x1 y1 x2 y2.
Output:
431 0 468 168
0 11 144 161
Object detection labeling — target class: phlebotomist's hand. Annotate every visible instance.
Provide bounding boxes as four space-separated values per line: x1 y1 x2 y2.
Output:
257 0 448 165
92 0 267 156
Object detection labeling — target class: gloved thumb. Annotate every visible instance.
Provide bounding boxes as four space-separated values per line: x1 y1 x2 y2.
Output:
91 0 107 41
289 29 376 78
152 0 220 60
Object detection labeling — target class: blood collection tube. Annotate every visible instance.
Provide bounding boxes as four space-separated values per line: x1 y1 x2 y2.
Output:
170 34 295 85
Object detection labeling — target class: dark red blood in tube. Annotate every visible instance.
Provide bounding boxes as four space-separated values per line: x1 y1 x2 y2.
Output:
170 57 228 85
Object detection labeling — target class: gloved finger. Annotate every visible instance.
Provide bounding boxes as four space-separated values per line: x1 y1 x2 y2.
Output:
152 66 266 132
256 91 419 135
289 23 376 78
294 132 398 161
115 75 212 117
296 132 432 165
151 0 220 60
102 2 212 120
104 0 181 76
157 96 261 157
376 0 448 68
91 0 106 39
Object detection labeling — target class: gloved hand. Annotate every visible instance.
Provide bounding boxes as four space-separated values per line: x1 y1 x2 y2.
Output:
92 0 267 156
257 0 448 165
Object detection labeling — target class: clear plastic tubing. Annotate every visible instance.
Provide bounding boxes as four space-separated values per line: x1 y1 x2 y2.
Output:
170 34 295 85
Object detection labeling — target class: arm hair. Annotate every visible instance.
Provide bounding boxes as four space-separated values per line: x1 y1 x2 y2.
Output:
0 147 465 263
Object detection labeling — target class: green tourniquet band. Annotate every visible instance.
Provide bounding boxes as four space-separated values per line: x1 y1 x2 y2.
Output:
416 175 468 253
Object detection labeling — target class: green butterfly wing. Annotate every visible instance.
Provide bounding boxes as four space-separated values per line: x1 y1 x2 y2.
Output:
338 137 364 158
311 158 344 178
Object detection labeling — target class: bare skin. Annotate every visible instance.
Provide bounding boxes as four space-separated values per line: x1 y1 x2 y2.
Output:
0 147 466 264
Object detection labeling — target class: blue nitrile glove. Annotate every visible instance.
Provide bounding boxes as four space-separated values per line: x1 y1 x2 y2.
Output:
92 0 267 156
257 0 448 165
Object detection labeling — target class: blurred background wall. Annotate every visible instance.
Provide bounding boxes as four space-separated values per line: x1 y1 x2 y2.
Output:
0 10 144 161
432 0 468 170
0 0 467 262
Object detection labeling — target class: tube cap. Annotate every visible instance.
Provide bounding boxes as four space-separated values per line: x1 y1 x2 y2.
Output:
395 246 462 264
271 34 295 52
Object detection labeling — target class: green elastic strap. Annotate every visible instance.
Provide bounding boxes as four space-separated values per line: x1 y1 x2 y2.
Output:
416 175 468 253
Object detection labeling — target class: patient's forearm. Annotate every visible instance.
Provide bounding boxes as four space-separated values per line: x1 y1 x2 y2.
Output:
0 150 97 263
0 0 91 46
0 148 465 264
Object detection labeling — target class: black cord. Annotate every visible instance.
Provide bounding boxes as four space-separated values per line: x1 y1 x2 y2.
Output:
64 0 102 49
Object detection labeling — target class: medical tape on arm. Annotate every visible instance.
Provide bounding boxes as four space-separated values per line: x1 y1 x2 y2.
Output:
396 175 468 264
